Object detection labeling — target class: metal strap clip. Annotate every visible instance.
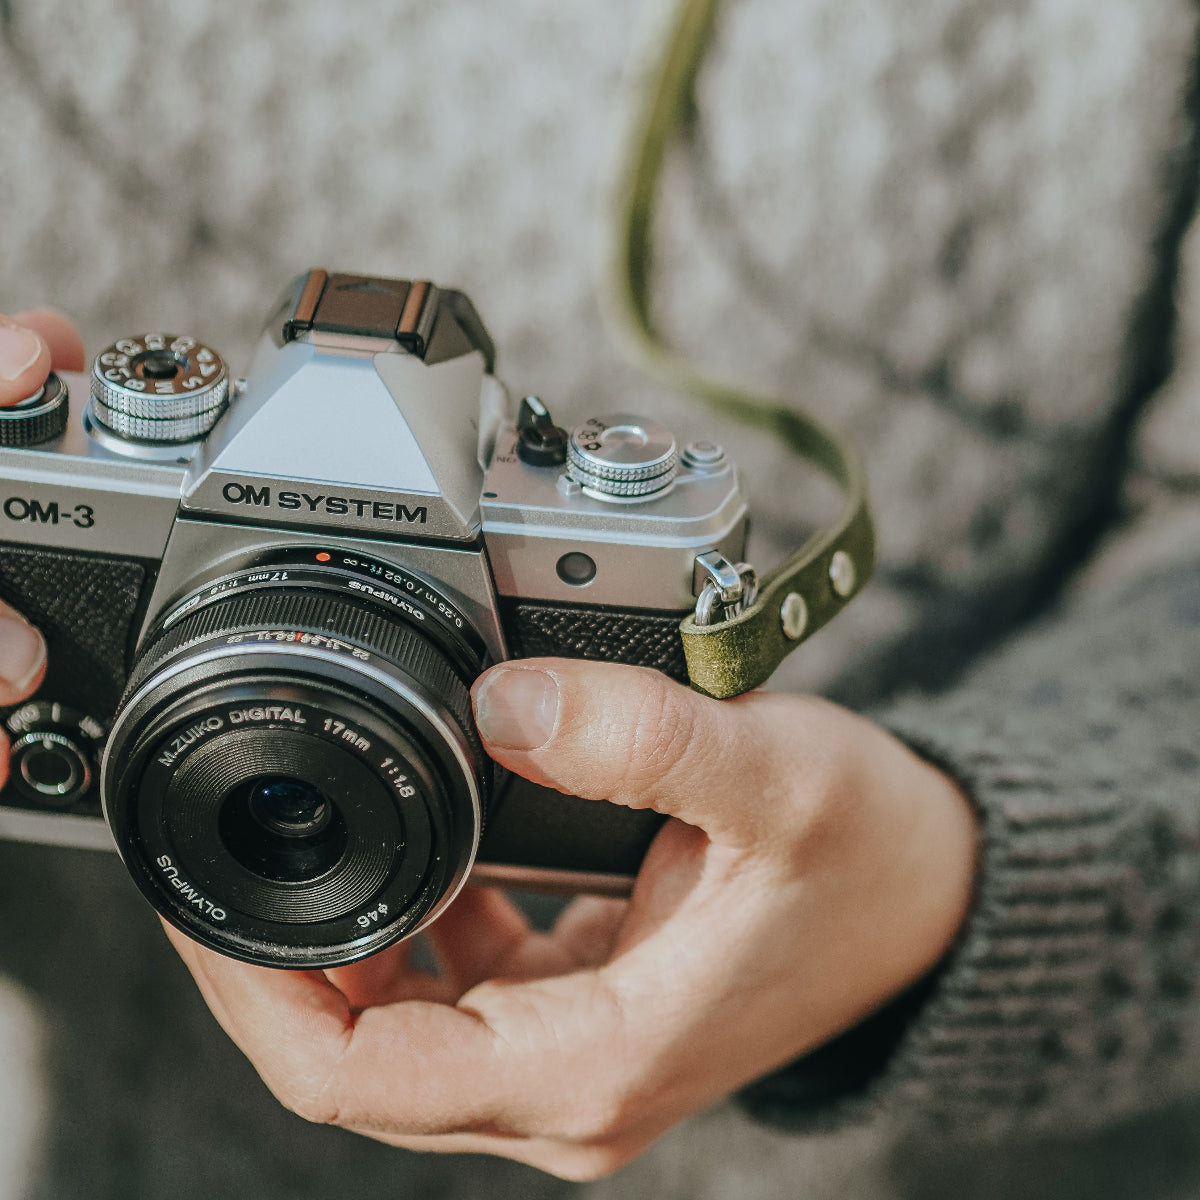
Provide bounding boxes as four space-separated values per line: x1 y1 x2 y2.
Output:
693 550 759 627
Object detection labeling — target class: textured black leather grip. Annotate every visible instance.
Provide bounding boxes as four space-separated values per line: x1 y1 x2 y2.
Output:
479 774 663 876
0 543 158 815
0 544 156 717
498 597 691 683
484 596 689 878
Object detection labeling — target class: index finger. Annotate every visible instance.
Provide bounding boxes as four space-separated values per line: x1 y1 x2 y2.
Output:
167 928 515 1135
11 309 86 373
0 310 85 408
162 838 783 1147
163 921 639 1141
0 316 51 407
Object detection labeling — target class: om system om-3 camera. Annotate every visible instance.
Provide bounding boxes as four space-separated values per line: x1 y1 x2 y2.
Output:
0 270 870 969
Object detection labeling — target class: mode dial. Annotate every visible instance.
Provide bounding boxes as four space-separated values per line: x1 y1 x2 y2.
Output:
566 413 678 501
0 372 70 446
90 334 229 443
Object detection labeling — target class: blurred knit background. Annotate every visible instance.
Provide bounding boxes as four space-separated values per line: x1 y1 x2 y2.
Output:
2 0 1200 1196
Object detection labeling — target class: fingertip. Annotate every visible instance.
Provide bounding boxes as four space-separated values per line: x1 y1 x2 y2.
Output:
0 603 47 706
426 887 530 991
323 940 456 1008
0 317 51 407
552 896 628 968
473 664 560 751
10 309 85 373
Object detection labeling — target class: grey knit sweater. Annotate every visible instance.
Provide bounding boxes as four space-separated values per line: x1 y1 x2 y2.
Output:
1 1 1200 1198
747 557 1200 1131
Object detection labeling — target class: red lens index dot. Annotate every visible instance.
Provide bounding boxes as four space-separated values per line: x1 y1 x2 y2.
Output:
315 552 331 562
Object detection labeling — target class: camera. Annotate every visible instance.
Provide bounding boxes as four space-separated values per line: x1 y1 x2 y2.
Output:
0 270 752 968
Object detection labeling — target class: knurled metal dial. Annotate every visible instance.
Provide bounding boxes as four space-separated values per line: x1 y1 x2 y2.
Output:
90 334 229 443
5 699 104 809
0 372 70 446
566 413 678 500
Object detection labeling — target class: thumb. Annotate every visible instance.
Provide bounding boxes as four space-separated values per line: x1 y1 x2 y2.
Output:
471 659 796 845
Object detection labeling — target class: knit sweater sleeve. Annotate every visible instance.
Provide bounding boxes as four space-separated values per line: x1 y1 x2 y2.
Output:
740 554 1200 1134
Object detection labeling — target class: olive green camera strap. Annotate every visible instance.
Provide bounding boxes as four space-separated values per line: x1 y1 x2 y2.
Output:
604 0 876 700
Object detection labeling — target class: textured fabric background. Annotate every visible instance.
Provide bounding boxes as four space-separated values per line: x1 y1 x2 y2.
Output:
1 0 1200 1196
2 0 1197 705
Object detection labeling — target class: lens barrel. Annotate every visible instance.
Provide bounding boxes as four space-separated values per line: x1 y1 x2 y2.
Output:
102 556 490 968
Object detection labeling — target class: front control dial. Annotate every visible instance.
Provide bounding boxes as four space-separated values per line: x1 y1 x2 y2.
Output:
12 731 91 803
4 700 104 810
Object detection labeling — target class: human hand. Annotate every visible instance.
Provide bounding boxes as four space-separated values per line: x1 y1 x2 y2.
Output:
0 309 79 771
163 658 977 1179
0 309 85 405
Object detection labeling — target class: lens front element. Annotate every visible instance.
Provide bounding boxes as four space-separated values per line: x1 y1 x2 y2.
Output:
226 773 345 884
247 777 331 837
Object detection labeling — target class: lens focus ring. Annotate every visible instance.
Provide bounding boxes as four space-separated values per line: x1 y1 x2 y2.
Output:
122 588 479 758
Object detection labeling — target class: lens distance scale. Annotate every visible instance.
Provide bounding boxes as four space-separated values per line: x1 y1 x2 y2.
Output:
155 546 488 678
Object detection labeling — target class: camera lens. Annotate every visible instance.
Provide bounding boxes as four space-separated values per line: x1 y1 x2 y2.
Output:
102 554 491 968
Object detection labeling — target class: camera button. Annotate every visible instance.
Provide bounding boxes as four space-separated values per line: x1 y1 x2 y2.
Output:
556 552 597 587
567 413 678 500
0 371 69 446
11 730 92 806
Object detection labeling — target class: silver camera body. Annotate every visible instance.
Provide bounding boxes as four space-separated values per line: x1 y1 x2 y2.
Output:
0 271 747 966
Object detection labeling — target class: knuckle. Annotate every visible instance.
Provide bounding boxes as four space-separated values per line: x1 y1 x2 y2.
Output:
546 1047 650 1148
552 1090 637 1147
268 1029 356 1128
615 674 711 797
545 1143 631 1182
759 696 866 852
538 982 646 1148
271 1078 341 1126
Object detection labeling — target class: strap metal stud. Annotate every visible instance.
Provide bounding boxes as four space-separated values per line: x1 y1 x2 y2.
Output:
780 593 808 640
829 550 856 598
